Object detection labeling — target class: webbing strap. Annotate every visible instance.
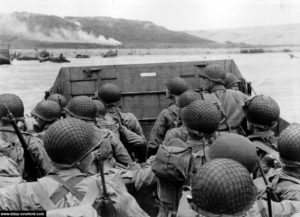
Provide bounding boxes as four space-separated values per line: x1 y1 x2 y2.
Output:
31 182 57 211
49 175 86 204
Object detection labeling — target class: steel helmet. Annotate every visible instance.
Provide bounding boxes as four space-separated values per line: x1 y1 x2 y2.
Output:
98 83 122 104
181 99 221 134
244 95 280 127
64 96 97 121
225 73 240 89
47 94 67 108
93 100 106 116
207 133 258 173
31 100 61 122
278 123 300 167
191 158 256 216
0 93 24 121
177 90 202 109
165 77 188 96
198 64 226 85
43 118 100 165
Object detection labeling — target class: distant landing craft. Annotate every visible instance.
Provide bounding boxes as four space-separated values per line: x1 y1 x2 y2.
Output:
288 54 299 59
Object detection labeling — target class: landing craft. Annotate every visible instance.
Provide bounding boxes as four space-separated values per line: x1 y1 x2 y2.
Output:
48 59 289 141
47 59 289 217
102 49 118 58
0 44 11 65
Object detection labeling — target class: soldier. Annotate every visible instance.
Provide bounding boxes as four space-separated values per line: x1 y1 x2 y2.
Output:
187 159 257 217
64 96 132 170
225 72 240 90
197 64 248 133
30 100 62 139
268 123 300 201
0 118 149 217
177 134 300 217
0 138 23 187
181 99 222 157
244 95 280 178
164 90 201 144
156 99 222 217
98 83 147 162
0 93 52 181
148 77 188 156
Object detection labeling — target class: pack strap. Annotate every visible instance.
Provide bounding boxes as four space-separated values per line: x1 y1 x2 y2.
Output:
31 182 57 210
49 175 86 204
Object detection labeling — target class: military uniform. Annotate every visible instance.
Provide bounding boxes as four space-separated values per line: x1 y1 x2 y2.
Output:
89 123 133 171
0 126 52 181
0 118 149 217
148 77 188 156
198 64 248 132
164 126 188 144
64 96 133 170
157 99 222 217
0 154 23 188
209 84 248 131
177 188 300 217
244 95 281 178
97 83 147 162
0 167 149 217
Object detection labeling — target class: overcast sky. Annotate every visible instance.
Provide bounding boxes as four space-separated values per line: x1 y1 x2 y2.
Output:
0 0 300 31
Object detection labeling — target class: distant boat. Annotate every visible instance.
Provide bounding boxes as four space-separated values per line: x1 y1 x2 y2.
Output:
288 53 299 59
102 49 118 58
0 44 11 65
39 54 70 63
75 54 90 58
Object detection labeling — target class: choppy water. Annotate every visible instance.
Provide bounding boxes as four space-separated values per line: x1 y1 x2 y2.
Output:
0 52 300 123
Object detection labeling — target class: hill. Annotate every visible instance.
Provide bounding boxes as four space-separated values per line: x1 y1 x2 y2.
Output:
0 12 218 48
188 24 300 46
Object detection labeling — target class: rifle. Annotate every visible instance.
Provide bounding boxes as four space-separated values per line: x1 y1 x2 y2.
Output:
95 154 116 217
3 104 42 179
256 160 280 217
58 96 66 118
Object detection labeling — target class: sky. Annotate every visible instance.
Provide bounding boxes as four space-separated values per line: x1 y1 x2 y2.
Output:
0 0 300 31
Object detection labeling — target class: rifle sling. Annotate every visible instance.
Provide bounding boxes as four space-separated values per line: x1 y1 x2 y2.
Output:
48 174 86 204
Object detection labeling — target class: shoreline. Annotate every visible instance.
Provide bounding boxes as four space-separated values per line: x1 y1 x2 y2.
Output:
10 46 300 58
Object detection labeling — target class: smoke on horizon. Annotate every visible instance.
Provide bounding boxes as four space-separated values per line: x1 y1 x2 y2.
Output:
0 13 121 46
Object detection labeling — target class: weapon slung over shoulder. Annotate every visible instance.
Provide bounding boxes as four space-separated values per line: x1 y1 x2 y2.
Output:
3 103 42 179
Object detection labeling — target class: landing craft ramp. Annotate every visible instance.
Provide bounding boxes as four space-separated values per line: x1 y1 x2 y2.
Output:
49 59 288 139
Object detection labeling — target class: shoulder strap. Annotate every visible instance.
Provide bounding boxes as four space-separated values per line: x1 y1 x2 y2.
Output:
31 182 57 210
49 175 86 204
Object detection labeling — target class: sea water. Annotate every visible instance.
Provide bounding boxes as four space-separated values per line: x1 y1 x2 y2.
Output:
0 51 300 123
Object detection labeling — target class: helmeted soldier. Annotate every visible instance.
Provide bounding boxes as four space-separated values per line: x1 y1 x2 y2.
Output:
98 83 147 162
157 99 221 217
148 77 188 157
0 138 24 187
225 72 240 90
244 95 280 178
0 93 52 181
197 64 248 133
190 159 257 216
0 118 149 217
267 123 300 201
181 99 222 158
164 90 202 144
30 100 62 139
64 96 132 170
177 134 300 217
